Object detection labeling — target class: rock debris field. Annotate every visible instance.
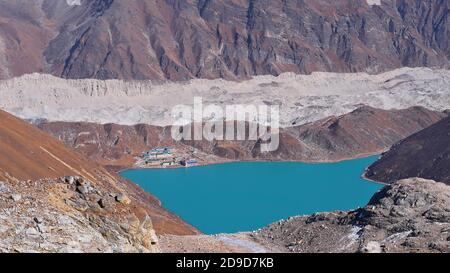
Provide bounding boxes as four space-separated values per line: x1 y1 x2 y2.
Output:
0 68 449 127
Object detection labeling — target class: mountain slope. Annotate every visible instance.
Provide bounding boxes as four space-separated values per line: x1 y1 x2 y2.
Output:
0 109 198 246
36 106 447 167
0 0 448 80
192 106 446 161
0 107 116 181
278 106 448 161
36 121 174 168
365 115 450 185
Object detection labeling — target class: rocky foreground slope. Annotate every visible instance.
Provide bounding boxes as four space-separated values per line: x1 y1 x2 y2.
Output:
0 0 448 80
0 110 198 253
366 115 450 185
251 178 450 253
36 106 446 168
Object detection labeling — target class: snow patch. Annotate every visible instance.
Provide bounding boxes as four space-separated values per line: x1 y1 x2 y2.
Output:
383 231 412 244
338 226 362 251
364 241 382 253
218 236 268 253
0 35 10 78
366 0 381 5
66 0 81 6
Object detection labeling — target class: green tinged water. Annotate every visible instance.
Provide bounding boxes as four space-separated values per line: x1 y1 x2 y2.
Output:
122 156 382 234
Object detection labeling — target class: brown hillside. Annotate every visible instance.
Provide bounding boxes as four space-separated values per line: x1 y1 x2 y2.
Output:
38 106 447 167
1 109 114 181
366 116 450 185
0 109 198 236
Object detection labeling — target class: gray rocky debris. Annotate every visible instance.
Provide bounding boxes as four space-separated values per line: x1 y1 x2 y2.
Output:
115 194 131 205
10 194 22 202
254 178 450 253
0 182 7 193
0 177 160 253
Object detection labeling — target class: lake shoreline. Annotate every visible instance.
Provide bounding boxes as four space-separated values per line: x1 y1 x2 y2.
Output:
118 150 387 177
122 156 383 234
118 154 389 188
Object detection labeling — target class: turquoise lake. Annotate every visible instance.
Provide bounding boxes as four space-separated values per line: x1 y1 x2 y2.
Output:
121 156 383 234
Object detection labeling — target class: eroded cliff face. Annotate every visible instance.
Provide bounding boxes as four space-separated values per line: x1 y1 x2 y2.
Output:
0 0 448 80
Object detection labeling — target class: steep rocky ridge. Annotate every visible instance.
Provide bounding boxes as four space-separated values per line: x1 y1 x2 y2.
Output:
0 0 448 80
366 115 450 185
0 109 198 253
36 106 446 168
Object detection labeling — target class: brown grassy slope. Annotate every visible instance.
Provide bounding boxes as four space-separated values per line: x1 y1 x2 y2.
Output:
0 109 198 235
1 109 112 181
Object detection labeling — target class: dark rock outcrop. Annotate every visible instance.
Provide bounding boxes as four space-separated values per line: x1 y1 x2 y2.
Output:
366 115 450 185
0 0 448 80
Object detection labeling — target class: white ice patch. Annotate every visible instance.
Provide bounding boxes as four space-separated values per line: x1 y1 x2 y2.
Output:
66 0 81 6
338 226 362 251
366 0 381 5
218 236 268 253
0 35 11 78
383 231 412 244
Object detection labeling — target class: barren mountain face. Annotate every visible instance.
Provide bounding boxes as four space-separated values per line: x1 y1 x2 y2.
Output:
366 115 450 185
0 0 448 80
